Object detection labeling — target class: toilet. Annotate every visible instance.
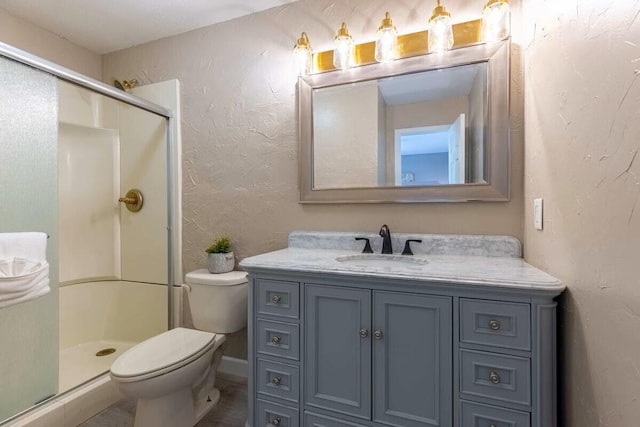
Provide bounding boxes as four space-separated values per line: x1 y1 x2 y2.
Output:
110 270 248 427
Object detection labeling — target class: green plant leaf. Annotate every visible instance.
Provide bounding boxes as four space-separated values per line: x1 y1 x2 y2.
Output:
205 236 231 253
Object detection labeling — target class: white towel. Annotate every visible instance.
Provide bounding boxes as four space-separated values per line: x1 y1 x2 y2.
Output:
0 232 50 308
0 232 47 261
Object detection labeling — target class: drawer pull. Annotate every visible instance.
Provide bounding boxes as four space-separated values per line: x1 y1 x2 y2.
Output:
359 329 369 338
272 376 282 386
489 424 497 427
488 319 501 330
489 371 501 384
271 335 282 345
374 330 383 340
270 417 282 426
271 295 282 304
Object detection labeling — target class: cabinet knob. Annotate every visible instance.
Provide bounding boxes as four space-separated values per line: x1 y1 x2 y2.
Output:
359 329 369 338
270 417 281 426
374 330 383 340
271 295 281 304
272 376 282 386
488 319 501 330
489 371 501 384
271 335 282 345
489 424 497 427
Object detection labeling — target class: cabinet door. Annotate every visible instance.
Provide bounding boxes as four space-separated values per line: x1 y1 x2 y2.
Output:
305 285 371 420
373 291 452 427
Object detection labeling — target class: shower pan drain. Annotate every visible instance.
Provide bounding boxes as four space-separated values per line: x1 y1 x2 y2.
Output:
95 348 116 357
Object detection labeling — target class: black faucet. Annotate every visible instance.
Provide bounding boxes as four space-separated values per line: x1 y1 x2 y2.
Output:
379 224 393 254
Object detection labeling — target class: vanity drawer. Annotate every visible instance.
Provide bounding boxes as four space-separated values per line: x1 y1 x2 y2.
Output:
256 399 299 427
460 349 531 407
461 400 530 427
257 279 300 320
304 411 368 427
257 319 300 361
257 359 300 404
460 299 531 351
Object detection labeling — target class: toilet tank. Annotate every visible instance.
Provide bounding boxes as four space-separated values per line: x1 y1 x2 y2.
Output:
184 269 248 334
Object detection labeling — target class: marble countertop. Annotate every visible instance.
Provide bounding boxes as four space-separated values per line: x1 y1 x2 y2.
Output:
239 231 564 293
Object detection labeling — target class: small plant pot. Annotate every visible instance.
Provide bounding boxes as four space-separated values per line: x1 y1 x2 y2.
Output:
207 252 235 274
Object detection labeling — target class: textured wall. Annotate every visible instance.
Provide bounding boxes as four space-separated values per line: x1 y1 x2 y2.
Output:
102 0 524 278
314 81 380 189
0 9 101 80
522 1 640 425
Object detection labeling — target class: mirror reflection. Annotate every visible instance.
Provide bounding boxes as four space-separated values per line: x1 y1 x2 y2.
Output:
312 62 487 190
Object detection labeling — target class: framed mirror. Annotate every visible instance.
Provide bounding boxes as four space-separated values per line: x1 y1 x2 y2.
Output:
298 39 510 203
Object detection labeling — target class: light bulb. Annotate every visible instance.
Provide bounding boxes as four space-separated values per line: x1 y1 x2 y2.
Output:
375 12 398 63
333 23 355 70
428 1 454 53
482 0 510 42
293 32 313 76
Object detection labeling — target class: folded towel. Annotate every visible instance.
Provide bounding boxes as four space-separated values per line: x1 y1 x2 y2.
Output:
0 232 47 261
0 232 50 308
0 258 50 307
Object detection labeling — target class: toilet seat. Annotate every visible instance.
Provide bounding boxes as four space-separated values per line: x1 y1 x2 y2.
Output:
110 327 219 383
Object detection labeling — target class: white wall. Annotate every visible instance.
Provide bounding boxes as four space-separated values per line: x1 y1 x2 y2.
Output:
0 9 101 80
523 1 640 425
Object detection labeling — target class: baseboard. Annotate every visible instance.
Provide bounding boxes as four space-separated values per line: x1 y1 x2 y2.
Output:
218 355 248 378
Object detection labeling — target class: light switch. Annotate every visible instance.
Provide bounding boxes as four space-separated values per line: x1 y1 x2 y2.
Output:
534 198 543 230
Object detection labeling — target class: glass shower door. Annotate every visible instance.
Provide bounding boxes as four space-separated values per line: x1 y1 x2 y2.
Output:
0 57 59 421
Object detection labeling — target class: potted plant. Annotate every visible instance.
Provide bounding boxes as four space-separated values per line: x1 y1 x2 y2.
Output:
205 236 234 274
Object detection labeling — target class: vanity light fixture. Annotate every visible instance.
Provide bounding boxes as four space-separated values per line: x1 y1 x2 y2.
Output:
293 32 313 76
375 12 398 63
428 0 454 53
302 4 487 73
482 0 510 42
333 22 355 70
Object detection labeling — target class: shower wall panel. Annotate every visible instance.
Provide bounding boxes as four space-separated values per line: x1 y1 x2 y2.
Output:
58 122 120 284
0 57 59 422
119 105 168 285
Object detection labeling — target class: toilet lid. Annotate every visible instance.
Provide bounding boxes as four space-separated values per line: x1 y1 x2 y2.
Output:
110 327 217 380
185 269 248 286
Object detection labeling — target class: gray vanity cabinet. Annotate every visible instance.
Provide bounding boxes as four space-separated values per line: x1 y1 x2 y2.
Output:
372 291 452 427
243 232 564 427
304 285 452 427
304 285 372 419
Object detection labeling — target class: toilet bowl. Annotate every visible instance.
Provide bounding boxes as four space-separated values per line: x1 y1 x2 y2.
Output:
109 270 248 427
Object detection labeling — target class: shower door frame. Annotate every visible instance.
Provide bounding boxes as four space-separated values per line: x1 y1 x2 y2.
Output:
0 41 178 329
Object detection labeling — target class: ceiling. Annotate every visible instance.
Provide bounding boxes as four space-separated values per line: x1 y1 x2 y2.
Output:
0 0 299 54
378 62 486 105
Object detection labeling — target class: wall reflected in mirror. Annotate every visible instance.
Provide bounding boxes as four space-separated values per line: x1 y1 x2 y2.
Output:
312 62 487 190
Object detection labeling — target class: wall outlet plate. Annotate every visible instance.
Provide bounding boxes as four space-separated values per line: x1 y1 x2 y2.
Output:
534 198 543 230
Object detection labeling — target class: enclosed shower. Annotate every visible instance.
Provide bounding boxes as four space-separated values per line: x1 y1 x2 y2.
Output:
0 43 181 425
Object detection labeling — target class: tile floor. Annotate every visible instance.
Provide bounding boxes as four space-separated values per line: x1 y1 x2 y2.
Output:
79 374 248 427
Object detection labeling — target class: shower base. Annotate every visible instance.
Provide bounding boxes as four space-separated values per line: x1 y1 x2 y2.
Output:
59 340 134 393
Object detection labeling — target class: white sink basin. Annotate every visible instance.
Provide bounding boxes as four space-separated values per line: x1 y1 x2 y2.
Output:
335 254 428 267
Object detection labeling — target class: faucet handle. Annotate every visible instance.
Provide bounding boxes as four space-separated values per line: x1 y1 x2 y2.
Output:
355 237 373 254
402 239 423 256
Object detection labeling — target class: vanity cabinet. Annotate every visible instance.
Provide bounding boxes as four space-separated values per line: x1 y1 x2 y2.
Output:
242 232 563 427
305 285 452 426
247 273 559 427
